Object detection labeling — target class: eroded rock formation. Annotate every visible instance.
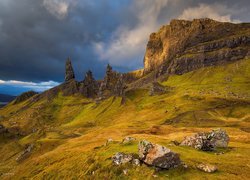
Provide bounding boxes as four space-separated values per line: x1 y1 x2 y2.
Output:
65 58 75 82
80 70 98 98
14 91 38 104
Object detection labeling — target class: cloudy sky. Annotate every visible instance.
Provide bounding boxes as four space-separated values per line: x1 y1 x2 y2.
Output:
0 0 249 95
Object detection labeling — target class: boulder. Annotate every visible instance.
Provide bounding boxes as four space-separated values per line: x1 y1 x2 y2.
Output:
112 152 134 165
208 129 229 148
180 129 229 151
197 163 217 173
138 140 181 169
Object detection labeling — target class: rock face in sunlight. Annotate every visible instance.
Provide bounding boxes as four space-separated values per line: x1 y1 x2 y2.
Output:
143 18 250 75
65 58 75 82
138 140 181 169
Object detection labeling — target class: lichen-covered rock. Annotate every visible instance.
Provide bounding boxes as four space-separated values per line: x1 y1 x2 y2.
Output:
65 58 75 82
180 128 229 151
138 140 181 169
197 163 217 173
112 152 134 165
208 129 230 148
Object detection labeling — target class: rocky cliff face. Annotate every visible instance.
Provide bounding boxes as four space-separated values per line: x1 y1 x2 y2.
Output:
143 18 250 75
65 58 75 81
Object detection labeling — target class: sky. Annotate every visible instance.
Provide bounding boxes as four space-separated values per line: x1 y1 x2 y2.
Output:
0 0 249 95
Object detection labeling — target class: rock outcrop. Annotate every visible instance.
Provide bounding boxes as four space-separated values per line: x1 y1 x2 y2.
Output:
149 82 166 96
180 129 229 151
65 58 75 82
13 91 38 104
143 18 250 75
79 70 98 98
138 140 181 169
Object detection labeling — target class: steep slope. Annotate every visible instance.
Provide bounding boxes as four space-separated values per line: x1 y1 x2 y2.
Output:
143 18 250 75
0 58 249 179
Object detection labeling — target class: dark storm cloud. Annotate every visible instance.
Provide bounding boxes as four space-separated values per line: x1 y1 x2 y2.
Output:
0 0 249 86
0 0 136 82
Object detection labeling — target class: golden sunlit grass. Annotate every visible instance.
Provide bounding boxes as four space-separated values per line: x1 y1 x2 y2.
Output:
0 59 249 179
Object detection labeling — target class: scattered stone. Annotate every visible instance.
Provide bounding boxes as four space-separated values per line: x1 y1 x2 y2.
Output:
197 163 217 173
65 58 75 82
123 169 128 175
149 82 166 96
106 138 113 145
112 152 134 165
122 137 136 144
132 159 141 166
138 140 181 169
180 128 229 151
152 174 158 178
16 144 34 162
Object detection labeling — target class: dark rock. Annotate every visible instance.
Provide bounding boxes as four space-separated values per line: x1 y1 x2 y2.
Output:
149 82 166 96
113 74 126 97
0 124 8 134
138 140 181 169
180 128 229 151
197 163 217 173
79 70 98 98
65 58 75 82
112 152 134 165
13 91 38 104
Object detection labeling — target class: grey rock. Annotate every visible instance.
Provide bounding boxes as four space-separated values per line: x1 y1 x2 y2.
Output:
180 128 229 151
138 140 181 169
112 152 134 165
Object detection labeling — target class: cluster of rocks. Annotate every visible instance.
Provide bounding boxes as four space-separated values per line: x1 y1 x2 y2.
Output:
111 129 229 174
64 59 127 99
180 128 229 151
112 140 181 170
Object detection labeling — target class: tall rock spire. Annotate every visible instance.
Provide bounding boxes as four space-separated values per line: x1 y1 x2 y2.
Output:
65 58 75 82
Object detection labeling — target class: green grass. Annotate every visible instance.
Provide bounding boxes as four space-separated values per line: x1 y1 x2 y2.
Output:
0 59 249 179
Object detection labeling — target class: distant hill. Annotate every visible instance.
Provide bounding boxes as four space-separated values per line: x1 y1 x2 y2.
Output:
0 93 16 102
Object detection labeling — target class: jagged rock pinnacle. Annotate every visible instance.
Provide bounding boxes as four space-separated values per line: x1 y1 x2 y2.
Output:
65 58 75 82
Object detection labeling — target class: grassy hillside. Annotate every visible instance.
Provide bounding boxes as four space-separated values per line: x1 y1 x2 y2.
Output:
0 58 249 179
